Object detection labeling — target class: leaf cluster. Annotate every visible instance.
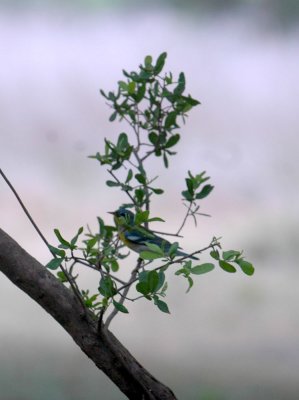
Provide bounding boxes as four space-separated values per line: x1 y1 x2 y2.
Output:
92 52 199 170
210 249 255 275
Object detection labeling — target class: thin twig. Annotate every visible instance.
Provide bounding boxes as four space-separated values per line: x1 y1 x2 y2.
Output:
132 149 150 218
72 258 126 284
104 258 143 329
151 230 183 238
176 202 193 236
140 149 155 163
108 169 136 205
60 264 86 310
0 168 51 250
0 168 86 310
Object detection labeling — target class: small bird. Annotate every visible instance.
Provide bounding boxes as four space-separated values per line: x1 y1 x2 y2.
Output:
109 207 198 260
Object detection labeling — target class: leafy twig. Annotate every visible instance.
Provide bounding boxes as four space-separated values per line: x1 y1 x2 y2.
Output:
104 258 143 329
115 239 220 294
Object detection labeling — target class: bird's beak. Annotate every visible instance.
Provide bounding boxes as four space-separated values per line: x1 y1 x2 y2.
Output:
108 211 115 215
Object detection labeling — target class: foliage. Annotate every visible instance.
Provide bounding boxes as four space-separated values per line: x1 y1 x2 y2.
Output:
46 52 254 323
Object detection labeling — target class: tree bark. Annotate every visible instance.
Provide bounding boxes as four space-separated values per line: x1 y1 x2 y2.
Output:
0 228 177 400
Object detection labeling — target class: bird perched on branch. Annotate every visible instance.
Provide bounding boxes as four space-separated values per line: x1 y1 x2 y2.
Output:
109 207 198 260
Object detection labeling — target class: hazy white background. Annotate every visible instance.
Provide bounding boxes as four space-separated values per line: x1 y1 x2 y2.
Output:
1 2 299 399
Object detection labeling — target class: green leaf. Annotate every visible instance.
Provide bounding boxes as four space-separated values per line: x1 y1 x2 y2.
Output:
165 72 172 84
135 173 146 184
154 52 167 75
210 250 220 260
150 187 164 195
182 190 193 201
98 276 117 298
136 281 150 295
186 178 194 195
110 259 119 272
144 55 153 67
145 242 164 255
148 131 158 144
156 271 166 292
174 72 186 96
139 251 163 260
135 188 144 204
236 259 255 276
139 69 152 81
108 91 115 100
185 95 200 106
153 296 170 313
222 250 241 261
186 276 194 293
138 270 149 283
168 242 179 258
106 180 120 187
46 258 64 270
163 152 169 168
54 229 71 249
48 245 66 258
118 80 128 91
100 89 107 99
148 270 159 292
117 132 129 150
175 267 188 276
165 134 180 148
136 83 146 103
88 294 98 303
125 169 133 183
147 217 165 222
109 111 117 122
191 263 215 275
57 271 68 283
183 260 192 270
70 226 84 247
113 299 129 313
85 236 98 252
160 281 168 295
219 260 237 273
135 210 149 225
195 184 214 200
128 81 136 94
164 111 177 129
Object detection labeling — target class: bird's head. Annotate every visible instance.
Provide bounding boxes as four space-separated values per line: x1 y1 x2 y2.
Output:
109 207 135 226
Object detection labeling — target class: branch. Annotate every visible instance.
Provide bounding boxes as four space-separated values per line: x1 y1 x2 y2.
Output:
104 258 143 329
115 240 219 294
0 229 177 400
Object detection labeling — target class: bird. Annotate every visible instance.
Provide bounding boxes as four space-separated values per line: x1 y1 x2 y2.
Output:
109 207 198 260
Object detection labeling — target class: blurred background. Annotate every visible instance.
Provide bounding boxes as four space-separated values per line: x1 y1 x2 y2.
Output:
1 0 299 399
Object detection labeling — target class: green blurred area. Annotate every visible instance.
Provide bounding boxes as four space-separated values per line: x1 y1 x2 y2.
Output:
1 0 299 25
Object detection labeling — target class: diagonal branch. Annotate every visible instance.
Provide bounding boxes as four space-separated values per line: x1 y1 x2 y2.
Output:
0 228 177 400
